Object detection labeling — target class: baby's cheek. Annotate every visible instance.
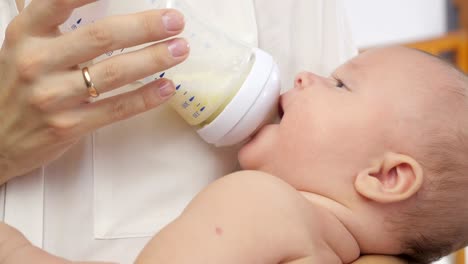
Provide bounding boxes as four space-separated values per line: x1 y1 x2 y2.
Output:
282 111 320 144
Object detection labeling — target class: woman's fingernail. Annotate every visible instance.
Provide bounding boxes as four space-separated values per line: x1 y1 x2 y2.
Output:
162 10 185 32
168 38 189 58
158 80 175 98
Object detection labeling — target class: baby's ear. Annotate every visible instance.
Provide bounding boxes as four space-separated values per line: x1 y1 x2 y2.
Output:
354 153 424 203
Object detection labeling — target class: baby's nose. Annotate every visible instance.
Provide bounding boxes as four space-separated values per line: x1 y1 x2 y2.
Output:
294 71 321 89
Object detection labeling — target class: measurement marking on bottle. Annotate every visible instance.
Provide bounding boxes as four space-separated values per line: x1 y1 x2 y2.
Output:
182 101 190 109
183 91 188 95
189 96 195 102
71 18 82 31
197 103 201 107
193 112 200 118
176 84 181 90
160 72 166 78
200 107 206 112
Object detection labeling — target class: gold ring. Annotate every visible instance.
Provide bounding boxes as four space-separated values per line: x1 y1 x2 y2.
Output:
82 67 100 98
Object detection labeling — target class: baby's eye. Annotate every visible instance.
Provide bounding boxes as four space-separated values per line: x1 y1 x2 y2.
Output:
336 79 345 88
332 76 350 91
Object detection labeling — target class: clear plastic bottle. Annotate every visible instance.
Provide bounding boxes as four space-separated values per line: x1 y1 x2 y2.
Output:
161 0 256 127
157 0 281 146
60 0 281 146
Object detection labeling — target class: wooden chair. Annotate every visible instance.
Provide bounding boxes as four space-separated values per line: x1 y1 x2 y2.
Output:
456 250 465 264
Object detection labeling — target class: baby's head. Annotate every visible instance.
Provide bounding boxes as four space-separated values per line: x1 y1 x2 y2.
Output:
238 46 468 263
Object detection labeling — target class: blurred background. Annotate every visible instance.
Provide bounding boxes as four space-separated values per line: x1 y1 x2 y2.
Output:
343 0 467 73
343 1 467 263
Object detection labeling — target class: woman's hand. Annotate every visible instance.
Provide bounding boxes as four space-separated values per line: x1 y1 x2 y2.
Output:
0 0 189 183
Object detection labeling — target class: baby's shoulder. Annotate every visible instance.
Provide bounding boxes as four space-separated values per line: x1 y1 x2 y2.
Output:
221 170 329 216
219 170 321 214
180 170 340 262
218 170 333 238
217 171 339 260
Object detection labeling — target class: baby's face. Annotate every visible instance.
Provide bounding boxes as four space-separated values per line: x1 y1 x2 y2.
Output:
239 47 447 194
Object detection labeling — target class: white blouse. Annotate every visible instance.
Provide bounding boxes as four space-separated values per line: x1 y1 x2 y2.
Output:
0 0 356 263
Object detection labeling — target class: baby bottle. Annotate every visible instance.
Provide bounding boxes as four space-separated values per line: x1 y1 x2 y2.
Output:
59 0 281 146
158 0 281 146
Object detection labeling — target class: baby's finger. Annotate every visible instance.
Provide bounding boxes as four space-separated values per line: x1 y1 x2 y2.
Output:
49 79 175 137
47 9 185 70
21 0 97 34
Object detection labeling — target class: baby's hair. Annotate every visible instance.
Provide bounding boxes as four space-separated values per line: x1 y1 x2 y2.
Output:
392 52 468 263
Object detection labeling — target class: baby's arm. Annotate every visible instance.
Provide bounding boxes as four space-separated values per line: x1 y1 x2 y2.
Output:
136 171 341 264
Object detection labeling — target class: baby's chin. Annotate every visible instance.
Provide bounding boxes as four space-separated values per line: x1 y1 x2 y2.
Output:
238 124 280 170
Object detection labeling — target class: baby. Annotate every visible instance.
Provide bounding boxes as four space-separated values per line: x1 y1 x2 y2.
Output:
135 46 468 264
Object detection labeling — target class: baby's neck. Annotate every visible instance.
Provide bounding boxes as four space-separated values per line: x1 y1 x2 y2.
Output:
300 191 361 263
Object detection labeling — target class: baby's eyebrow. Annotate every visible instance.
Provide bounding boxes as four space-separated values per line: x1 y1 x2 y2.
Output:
345 61 362 74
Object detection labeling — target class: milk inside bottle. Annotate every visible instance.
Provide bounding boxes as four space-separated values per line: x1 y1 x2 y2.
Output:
59 0 281 146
